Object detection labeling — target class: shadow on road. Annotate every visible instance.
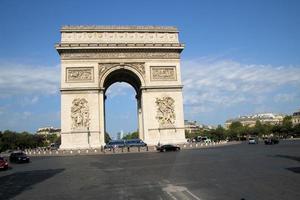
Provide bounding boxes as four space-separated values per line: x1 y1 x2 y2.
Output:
275 155 300 174
0 168 64 199
275 155 300 162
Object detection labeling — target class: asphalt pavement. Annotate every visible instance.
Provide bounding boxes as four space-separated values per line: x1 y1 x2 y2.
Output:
0 140 300 200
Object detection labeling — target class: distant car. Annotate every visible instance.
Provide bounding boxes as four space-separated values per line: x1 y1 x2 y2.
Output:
248 137 258 144
157 144 180 152
0 156 9 170
264 138 279 145
9 152 30 163
200 137 211 143
49 143 59 150
126 139 147 147
104 140 126 149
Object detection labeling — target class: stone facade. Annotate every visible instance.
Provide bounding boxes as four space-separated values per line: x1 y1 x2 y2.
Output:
56 26 186 149
292 109 300 126
225 113 285 129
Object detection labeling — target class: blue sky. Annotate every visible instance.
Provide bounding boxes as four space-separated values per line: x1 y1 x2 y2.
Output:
0 0 300 138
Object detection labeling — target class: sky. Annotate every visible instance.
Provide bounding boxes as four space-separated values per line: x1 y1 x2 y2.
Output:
0 0 300 138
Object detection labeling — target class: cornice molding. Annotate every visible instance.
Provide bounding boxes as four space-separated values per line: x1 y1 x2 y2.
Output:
61 25 179 32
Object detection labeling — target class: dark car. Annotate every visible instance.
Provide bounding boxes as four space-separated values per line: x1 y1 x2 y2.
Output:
104 140 126 149
126 139 147 147
0 156 9 170
264 138 279 145
9 152 30 163
157 144 180 152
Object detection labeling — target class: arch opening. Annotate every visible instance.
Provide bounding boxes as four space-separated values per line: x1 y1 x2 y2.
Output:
103 68 142 97
102 68 143 141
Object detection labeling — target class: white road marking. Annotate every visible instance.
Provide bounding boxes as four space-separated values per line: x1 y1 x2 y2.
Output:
162 184 203 200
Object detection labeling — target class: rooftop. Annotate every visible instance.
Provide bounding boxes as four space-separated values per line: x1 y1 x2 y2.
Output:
61 25 179 32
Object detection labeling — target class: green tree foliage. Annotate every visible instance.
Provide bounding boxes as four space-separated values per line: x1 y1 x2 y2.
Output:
123 131 139 140
105 132 111 143
0 130 61 152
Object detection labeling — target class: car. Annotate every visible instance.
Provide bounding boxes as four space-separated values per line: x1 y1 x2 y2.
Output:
264 138 279 145
157 144 180 152
0 156 9 170
104 140 126 149
49 143 60 150
248 137 258 144
9 152 30 163
125 139 147 147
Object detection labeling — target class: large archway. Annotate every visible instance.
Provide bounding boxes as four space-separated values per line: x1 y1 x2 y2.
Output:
56 25 186 149
102 67 144 140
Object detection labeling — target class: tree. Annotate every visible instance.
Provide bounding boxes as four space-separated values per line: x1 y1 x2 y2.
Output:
105 132 111 143
123 131 139 140
280 116 293 137
227 121 244 140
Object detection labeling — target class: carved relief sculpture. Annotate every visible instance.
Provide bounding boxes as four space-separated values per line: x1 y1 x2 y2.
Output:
155 96 176 128
71 98 90 130
151 67 177 81
67 67 93 82
99 62 145 78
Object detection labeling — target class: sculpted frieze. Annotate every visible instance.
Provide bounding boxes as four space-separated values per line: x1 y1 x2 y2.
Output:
60 51 180 60
151 67 177 81
66 67 94 82
155 96 176 128
61 32 179 43
99 62 145 78
71 98 90 130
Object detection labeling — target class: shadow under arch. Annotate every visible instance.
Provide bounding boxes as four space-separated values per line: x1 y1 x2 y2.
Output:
99 65 145 96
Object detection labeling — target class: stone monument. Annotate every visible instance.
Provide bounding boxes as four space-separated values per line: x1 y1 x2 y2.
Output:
56 25 186 149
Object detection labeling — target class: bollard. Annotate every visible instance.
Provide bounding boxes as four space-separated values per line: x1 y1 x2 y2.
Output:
121 147 124 153
183 145 186 148
78 150 81 154
113 148 115 153
195 143 198 147
70 150 73 154
56 151 59 154
127 146 130 152
86 150 89 153
146 146 149 151
138 146 140 152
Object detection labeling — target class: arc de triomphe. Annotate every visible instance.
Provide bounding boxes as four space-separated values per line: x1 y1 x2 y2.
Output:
55 26 186 149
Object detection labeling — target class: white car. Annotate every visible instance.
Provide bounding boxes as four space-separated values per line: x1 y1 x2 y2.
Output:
248 138 257 144
203 138 212 143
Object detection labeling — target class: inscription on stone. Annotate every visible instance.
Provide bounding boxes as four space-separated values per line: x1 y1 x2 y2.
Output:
151 67 177 81
66 67 94 82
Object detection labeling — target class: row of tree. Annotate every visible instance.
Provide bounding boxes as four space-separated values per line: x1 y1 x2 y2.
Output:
0 130 61 152
185 116 300 141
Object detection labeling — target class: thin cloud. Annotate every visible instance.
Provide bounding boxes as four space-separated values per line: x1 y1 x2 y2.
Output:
0 62 60 98
182 57 300 115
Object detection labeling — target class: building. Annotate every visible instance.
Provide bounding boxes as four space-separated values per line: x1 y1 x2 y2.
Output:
36 127 61 136
184 120 213 134
292 109 300 126
225 113 285 129
117 130 124 140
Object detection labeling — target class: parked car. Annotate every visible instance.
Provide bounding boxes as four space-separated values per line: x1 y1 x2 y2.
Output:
248 137 258 144
0 156 9 170
126 139 147 147
104 140 126 149
9 152 30 163
264 138 279 145
157 144 180 152
194 136 211 143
